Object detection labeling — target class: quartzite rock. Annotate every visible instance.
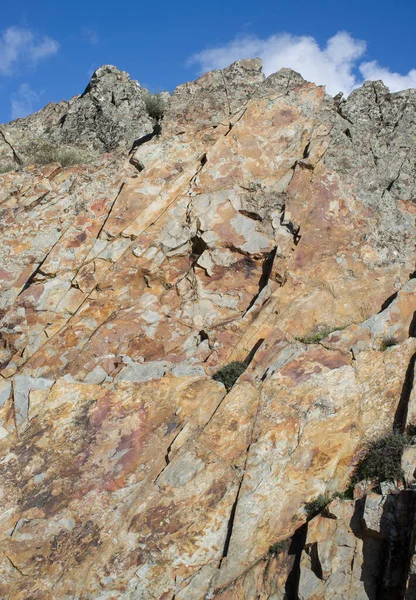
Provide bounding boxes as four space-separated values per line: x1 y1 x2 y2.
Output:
0 58 416 599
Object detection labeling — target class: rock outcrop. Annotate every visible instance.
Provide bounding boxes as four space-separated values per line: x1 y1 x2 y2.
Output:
0 58 416 599
0 65 167 170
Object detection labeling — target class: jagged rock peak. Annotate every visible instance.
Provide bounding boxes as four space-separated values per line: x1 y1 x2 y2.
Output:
87 63 140 85
59 64 154 151
81 64 142 102
0 59 316 171
0 64 166 168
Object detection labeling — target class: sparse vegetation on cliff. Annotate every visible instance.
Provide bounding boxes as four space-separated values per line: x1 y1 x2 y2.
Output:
142 91 166 120
380 335 399 351
0 163 15 174
268 538 290 556
25 139 91 167
29 143 88 167
2 56 416 600
304 494 331 516
351 432 412 485
296 325 346 344
213 361 248 391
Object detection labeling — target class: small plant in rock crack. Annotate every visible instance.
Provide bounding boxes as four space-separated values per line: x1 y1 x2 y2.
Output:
213 361 248 392
407 423 416 437
0 163 16 174
304 494 331 517
142 91 166 120
380 335 399 351
268 538 290 556
296 326 343 344
332 484 354 501
350 431 413 486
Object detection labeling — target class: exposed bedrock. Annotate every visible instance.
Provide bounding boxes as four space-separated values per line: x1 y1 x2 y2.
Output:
0 58 416 598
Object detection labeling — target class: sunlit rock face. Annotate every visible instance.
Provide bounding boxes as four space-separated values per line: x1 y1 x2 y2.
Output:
0 58 416 599
0 64 158 168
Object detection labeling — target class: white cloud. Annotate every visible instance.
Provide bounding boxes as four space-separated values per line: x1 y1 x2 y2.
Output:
189 31 416 96
359 61 416 92
0 26 59 76
11 83 40 119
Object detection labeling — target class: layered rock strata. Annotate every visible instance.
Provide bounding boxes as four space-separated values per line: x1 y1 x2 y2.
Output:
0 58 416 598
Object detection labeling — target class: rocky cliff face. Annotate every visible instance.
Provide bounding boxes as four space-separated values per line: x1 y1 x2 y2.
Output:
0 65 168 169
0 58 416 599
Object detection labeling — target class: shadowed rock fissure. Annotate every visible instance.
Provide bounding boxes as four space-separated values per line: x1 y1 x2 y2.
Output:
380 291 399 312
378 491 416 600
243 247 277 314
409 311 416 338
220 473 245 564
191 235 208 261
285 524 309 600
303 142 311 158
244 338 265 365
394 352 416 432
130 122 162 159
94 181 125 240
0 128 22 166
16 262 47 296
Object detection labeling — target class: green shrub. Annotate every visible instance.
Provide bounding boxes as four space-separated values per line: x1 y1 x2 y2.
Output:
380 335 399 351
0 163 16 174
332 485 354 500
142 91 165 120
213 361 247 391
296 327 340 344
304 494 330 516
301 489 354 520
268 538 290 556
31 143 87 167
351 432 412 484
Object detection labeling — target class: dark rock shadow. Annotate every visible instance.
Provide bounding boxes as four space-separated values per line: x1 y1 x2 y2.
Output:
285 523 308 600
394 353 416 431
349 498 384 600
381 490 416 600
409 311 416 338
349 491 416 600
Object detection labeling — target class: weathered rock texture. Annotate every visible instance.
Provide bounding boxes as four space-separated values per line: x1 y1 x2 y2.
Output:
0 65 167 169
0 58 416 598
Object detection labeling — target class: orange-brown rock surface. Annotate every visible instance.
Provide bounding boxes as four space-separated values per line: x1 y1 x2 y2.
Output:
1 59 416 599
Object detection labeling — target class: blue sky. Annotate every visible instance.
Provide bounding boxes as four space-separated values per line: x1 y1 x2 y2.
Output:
0 0 415 123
